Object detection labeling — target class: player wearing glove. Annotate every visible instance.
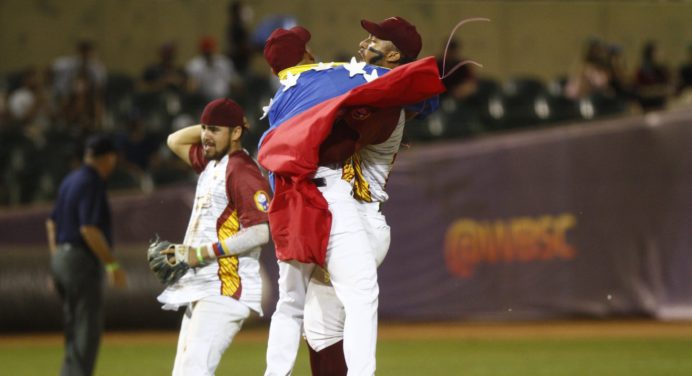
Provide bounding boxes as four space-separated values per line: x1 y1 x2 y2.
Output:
146 237 191 286
154 98 271 376
148 222 273 286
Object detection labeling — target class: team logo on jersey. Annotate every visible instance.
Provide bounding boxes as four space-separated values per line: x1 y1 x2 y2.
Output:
254 191 270 212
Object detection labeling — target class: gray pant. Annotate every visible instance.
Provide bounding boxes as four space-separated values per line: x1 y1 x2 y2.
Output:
51 244 104 376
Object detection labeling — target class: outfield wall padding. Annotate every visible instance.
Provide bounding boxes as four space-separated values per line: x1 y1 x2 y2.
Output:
1 108 691 330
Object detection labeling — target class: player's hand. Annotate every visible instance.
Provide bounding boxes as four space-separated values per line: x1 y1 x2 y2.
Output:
161 244 199 266
147 237 190 286
108 268 128 289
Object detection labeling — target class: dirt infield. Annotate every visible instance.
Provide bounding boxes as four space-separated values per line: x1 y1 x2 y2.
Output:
3 320 692 346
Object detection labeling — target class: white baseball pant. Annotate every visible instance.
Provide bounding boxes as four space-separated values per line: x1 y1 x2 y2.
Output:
265 173 379 376
172 295 250 376
304 202 391 352
264 259 315 375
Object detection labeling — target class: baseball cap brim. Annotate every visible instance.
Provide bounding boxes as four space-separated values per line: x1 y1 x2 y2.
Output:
360 17 421 59
360 19 387 40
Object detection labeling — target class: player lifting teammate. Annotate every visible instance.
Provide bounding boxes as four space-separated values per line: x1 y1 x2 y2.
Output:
302 16 436 376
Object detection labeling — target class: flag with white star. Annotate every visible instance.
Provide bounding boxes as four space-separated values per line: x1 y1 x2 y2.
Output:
256 57 446 266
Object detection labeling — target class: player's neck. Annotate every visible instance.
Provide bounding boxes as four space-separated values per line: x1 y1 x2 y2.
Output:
228 141 242 155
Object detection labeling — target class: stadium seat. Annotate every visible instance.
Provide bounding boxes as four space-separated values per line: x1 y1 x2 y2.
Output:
579 92 629 120
491 76 547 130
536 93 582 124
465 77 502 129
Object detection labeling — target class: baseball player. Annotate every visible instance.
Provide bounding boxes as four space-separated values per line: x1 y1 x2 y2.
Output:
156 98 271 376
261 21 441 375
262 26 390 376
302 17 435 375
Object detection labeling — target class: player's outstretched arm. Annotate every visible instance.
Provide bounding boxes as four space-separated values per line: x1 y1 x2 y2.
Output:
167 124 202 166
206 223 270 259
169 223 270 267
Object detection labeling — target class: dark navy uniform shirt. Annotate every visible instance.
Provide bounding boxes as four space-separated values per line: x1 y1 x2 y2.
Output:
50 165 113 249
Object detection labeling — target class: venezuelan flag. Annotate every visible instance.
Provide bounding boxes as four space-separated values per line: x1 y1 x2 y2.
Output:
258 56 445 265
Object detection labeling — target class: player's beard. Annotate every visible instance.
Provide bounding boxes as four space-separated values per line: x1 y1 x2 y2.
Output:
203 142 230 160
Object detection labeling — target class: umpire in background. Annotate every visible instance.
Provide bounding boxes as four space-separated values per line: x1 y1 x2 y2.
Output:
45 134 127 376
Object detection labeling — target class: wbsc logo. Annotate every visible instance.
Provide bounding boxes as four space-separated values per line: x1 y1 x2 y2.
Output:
444 213 578 278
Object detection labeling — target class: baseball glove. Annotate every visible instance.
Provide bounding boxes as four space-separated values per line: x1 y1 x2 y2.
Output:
147 236 190 285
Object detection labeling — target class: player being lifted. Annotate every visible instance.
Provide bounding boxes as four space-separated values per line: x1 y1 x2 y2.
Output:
155 98 271 376
262 26 388 376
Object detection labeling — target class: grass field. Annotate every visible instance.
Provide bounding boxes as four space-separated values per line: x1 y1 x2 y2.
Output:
2 321 692 375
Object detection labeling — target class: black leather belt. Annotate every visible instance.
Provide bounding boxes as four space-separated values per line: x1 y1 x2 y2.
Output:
312 178 326 187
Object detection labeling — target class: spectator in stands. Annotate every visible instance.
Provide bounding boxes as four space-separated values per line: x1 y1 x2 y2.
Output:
140 42 187 93
605 44 631 99
7 67 53 139
633 41 671 112
226 1 253 76
676 43 692 96
565 38 612 100
114 111 159 182
2 70 46 204
60 68 104 135
186 36 236 101
46 134 127 376
51 40 107 101
436 39 477 100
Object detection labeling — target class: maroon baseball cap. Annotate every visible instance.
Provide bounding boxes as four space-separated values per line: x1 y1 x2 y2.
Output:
360 16 422 59
263 26 311 73
199 36 217 53
200 98 246 128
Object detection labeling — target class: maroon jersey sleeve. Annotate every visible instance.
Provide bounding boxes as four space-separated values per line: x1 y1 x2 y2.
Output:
226 152 271 228
188 144 209 174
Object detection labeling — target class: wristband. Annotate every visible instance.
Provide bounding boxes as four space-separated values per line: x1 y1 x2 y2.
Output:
105 262 120 272
212 242 225 257
196 246 205 264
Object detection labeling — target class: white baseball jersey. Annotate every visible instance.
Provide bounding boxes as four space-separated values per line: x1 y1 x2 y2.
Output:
343 110 406 203
158 147 270 315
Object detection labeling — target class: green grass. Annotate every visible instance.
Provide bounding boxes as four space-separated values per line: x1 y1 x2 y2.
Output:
2 335 692 375
376 338 692 376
